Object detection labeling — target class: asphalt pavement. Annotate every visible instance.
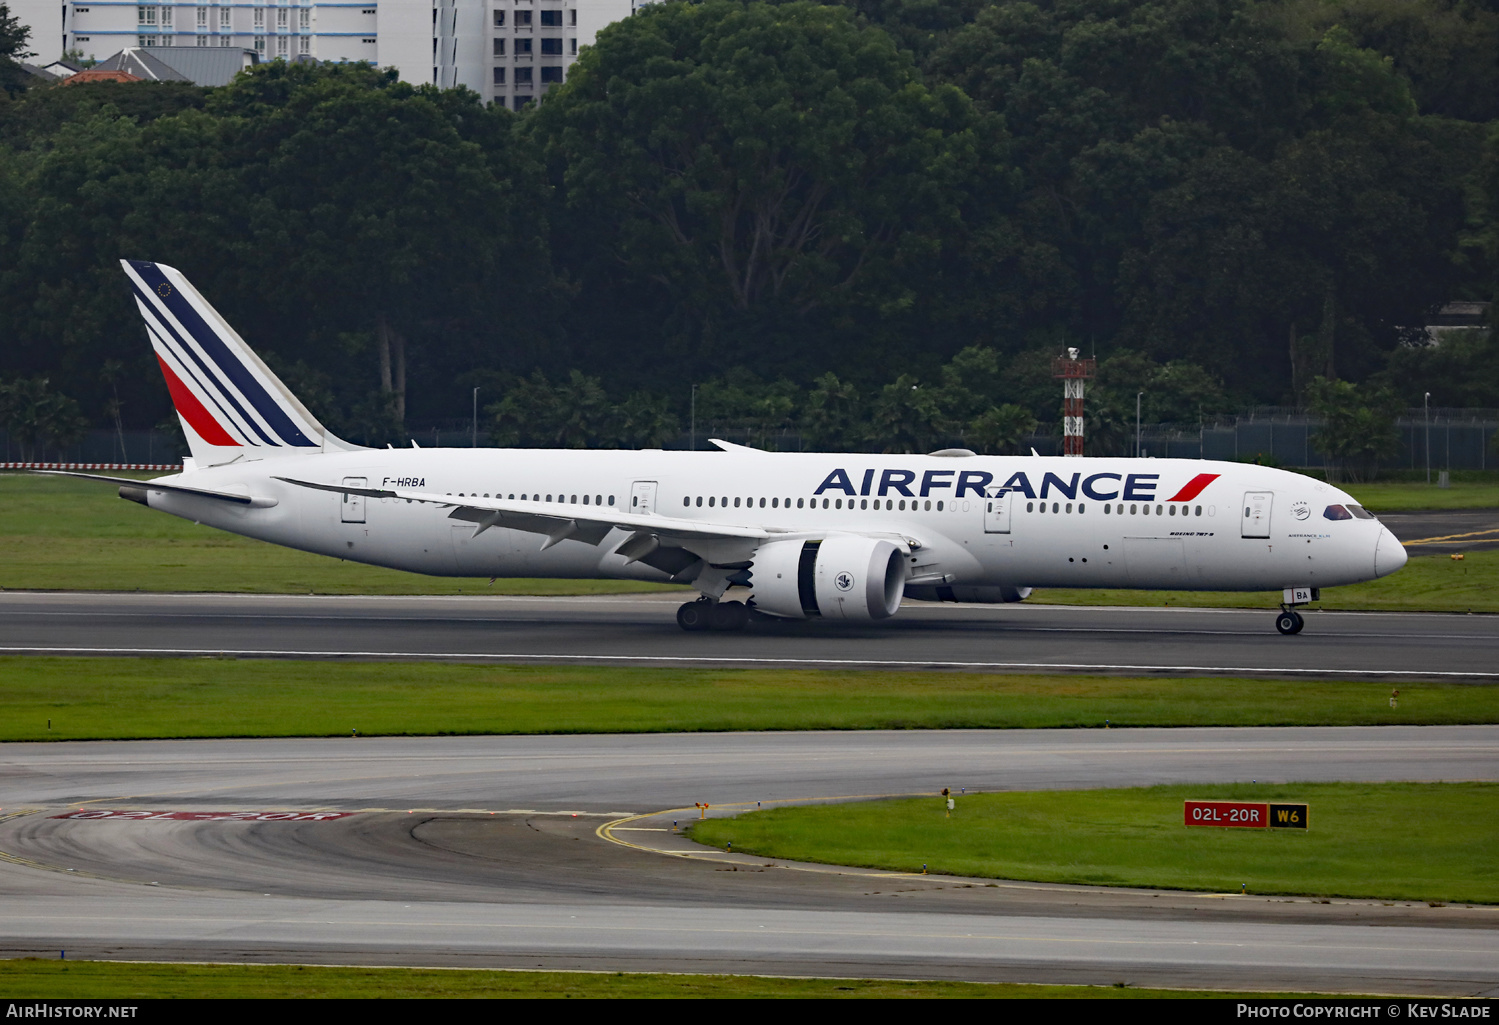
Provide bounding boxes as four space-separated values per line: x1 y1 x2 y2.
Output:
1 727 1496 993
1 590 1494 678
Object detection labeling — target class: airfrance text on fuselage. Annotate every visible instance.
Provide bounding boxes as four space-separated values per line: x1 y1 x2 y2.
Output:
812 469 1219 502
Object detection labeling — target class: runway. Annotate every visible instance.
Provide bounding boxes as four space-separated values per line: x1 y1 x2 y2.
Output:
1381 509 1499 555
1 728 1496 994
2 591 1497 678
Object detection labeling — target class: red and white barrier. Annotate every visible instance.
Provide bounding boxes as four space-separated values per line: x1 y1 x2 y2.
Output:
2 462 182 471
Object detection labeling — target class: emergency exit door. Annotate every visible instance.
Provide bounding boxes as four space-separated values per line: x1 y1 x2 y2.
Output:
984 488 1012 533
1241 491 1272 539
340 477 366 523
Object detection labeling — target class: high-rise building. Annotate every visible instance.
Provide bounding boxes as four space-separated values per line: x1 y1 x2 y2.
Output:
9 0 642 105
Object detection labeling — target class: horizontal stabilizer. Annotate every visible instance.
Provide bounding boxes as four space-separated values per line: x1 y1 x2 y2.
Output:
34 470 277 507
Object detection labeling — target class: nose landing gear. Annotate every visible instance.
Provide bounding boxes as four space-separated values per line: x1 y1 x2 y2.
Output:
677 599 748 632
1275 586 1318 634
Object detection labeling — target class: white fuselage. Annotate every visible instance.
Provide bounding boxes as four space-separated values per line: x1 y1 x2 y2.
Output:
142 449 1405 595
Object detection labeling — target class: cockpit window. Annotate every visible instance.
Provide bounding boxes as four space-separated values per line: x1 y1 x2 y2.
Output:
1323 504 1353 520
1346 504 1374 520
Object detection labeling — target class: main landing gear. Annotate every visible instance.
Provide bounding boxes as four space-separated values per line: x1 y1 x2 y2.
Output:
1275 608 1305 635
677 599 749 632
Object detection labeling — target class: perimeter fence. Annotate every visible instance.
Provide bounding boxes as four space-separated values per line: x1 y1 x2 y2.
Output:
5 407 1496 472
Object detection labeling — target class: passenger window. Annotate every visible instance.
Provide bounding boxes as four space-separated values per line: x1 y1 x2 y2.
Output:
1066 503 1073 514
1052 502 1059 513
759 498 766 508
695 496 703 507
683 497 690 507
1027 502 1034 512
1323 504 1353 520
772 498 778 508
708 497 715 507
937 501 943 511
797 498 804 508
734 497 741 508
1130 504 1138 515
1194 505 1201 516
1078 503 1085 513
823 498 830 509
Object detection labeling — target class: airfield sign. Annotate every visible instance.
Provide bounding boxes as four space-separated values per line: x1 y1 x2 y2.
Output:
1184 800 1308 829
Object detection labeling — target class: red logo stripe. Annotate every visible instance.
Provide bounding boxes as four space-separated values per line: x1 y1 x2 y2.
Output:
1166 473 1219 502
155 353 240 447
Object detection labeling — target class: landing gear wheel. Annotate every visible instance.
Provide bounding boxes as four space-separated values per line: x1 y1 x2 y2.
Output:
676 601 711 632
708 600 749 632
1275 610 1305 635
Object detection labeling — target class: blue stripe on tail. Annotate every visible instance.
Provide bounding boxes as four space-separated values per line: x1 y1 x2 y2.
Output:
128 261 317 448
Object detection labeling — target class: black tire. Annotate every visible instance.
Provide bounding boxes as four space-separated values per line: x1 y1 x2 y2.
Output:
708 600 748 632
677 602 710 632
1289 610 1305 634
1275 611 1300 635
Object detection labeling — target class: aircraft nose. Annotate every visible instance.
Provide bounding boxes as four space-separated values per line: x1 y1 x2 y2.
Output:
1374 525 1408 578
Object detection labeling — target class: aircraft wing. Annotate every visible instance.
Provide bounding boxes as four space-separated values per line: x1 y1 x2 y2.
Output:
273 477 775 561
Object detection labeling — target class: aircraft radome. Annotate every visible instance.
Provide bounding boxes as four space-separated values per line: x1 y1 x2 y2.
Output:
41 260 1408 634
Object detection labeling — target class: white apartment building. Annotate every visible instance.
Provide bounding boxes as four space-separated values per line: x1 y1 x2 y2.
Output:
11 0 646 106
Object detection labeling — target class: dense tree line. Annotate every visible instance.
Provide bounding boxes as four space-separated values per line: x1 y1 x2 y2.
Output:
1 0 1496 453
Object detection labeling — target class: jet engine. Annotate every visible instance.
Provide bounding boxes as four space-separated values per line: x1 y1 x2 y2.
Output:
747 535 906 621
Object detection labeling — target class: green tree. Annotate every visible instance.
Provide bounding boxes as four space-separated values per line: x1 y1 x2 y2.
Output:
1306 376 1403 482
533 0 990 379
965 403 1037 454
802 372 865 451
864 374 945 453
0 3 34 97
0 377 88 459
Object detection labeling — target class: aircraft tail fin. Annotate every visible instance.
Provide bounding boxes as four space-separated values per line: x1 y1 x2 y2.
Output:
121 259 364 466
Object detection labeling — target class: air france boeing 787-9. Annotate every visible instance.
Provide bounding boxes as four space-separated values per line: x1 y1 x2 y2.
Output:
42 261 1408 633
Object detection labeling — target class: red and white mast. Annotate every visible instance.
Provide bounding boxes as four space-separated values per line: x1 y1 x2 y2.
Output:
1053 347 1096 457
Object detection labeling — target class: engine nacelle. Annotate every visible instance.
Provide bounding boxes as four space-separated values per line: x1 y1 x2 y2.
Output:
748 535 906 621
903 584 1032 604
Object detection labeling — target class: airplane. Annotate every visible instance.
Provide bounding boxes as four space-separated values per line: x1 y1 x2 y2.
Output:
40 260 1407 634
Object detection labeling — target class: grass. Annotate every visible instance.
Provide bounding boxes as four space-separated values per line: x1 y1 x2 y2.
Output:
0 471 679 596
2 659 1495 741
0 960 1341 999
689 783 1499 904
1030 547 1499 613
1341 481 1499 513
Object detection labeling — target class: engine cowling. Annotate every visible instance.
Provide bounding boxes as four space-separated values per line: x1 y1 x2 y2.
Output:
748 535 906 621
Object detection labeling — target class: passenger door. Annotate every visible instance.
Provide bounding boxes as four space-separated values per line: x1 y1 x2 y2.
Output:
1241 491 1272 539
983 488 1012 534
340 477 366 524
630 480 658 516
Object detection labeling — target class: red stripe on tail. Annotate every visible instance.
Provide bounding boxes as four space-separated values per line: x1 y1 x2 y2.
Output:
155 354 240 447
1166 473 1219 502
